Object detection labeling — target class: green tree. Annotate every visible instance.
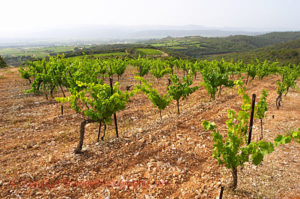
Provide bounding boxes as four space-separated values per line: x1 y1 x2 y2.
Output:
131 57 151 78
111 58 128 81
150 59 171 81
200 61 234 100
255 90 268 139
203 119 275 190
56 81 131 153
202 85 273 190
135 77 172 120
276 66 299 109
245 62 257 85
19 65 33 84
168 74 198 115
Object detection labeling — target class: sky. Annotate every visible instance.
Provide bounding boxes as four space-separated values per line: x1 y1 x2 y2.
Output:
1 0 300 37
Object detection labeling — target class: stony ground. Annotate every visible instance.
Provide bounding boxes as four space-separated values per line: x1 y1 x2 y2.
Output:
0 67 299 199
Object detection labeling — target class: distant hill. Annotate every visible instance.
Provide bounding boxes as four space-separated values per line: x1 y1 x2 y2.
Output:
145 31 300 59
0 25 262 47
129 29 261 39
3 31 300 66
205 38 300 65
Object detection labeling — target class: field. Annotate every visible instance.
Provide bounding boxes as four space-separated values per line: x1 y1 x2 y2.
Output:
145 32 300 60
135 48 163 56
0 46 79 58
0 63 299 198
3 31 300 67
206 38 300 65
0 45 165 66
73 52 128 59
0 46 90 66
93 52 128 57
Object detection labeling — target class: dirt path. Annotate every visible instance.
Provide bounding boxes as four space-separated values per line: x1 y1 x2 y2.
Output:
0 67 299 198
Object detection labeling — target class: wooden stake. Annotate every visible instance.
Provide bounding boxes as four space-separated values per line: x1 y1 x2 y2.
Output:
248 94 256 145
219 186 224 199
110 78 119 138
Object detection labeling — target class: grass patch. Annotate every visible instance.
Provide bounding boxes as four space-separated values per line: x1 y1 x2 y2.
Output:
72 52 127 59
152 44 166 47
93 52 127 57
169 46 187 50
0 46 87 58
135 48 162 55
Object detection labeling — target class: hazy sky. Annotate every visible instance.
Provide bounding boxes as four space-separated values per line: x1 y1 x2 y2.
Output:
1 0 300 36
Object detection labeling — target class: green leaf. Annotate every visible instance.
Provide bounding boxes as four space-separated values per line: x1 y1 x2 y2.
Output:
202 121 216 131
258 141 274 155
274 135 292 146
252 151 263 165
291 129 300 143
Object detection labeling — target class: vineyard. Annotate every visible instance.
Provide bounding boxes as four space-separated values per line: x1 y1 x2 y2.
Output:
0 55 300 198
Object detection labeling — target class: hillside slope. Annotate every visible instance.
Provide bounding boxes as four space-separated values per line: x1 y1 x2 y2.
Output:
0 67 299 198
206 38 300 64
146 31 300 58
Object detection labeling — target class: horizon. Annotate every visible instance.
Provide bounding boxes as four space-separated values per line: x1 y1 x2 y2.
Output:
1 0 300 40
